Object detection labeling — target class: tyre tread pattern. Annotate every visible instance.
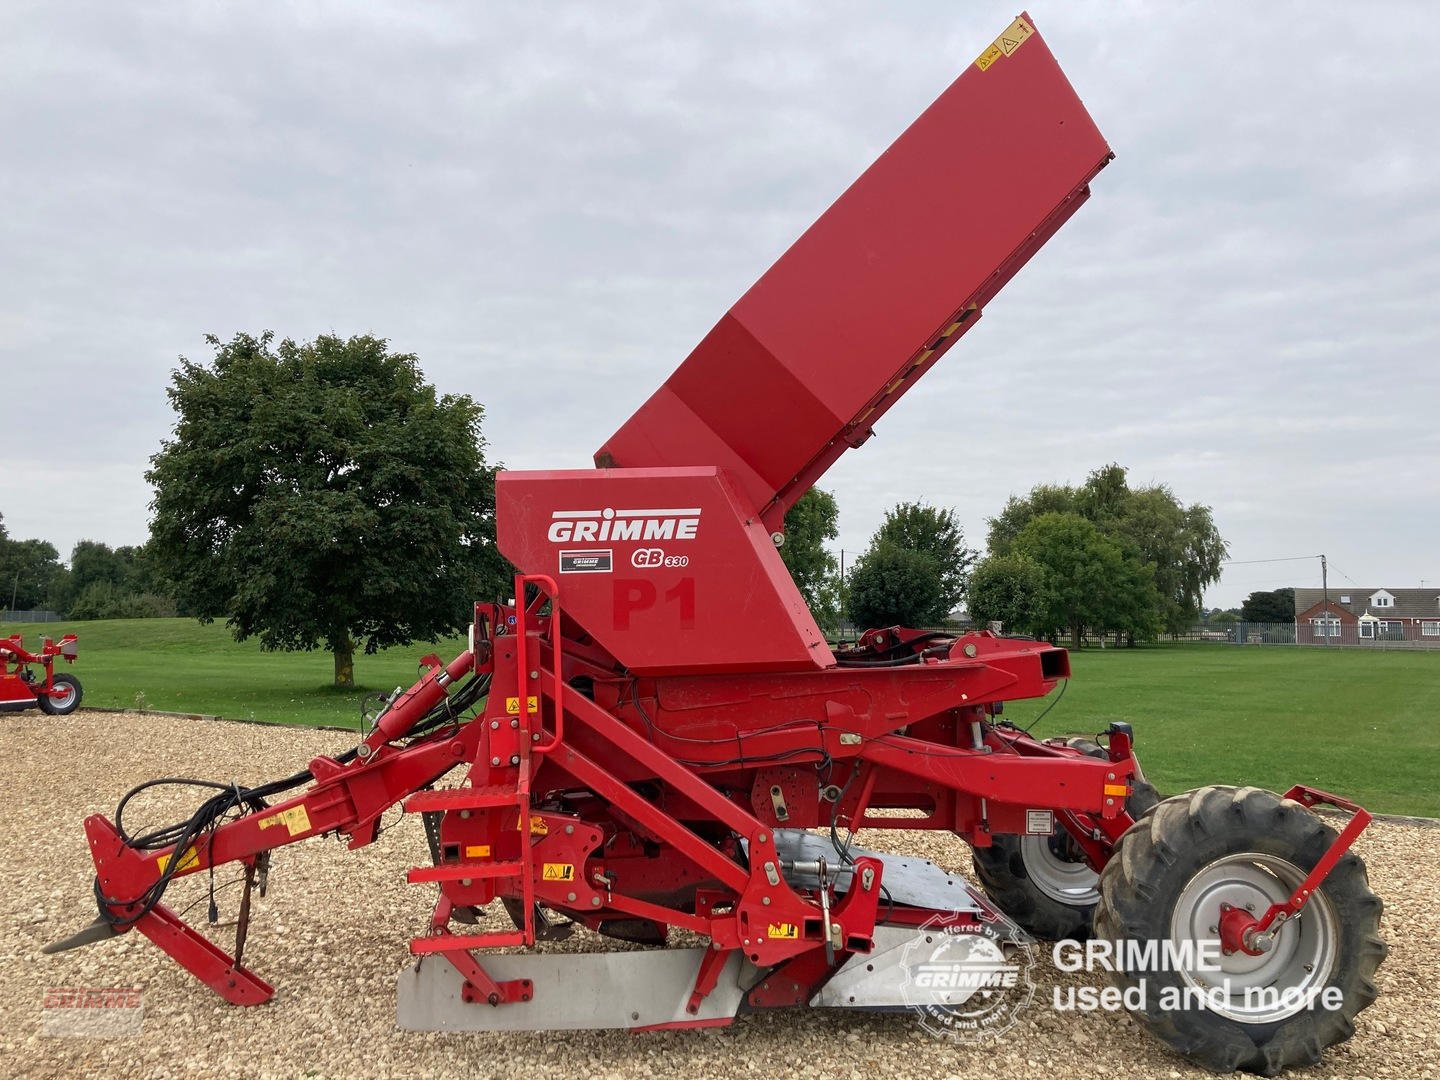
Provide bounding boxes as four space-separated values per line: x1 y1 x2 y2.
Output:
1094 785 1386 1075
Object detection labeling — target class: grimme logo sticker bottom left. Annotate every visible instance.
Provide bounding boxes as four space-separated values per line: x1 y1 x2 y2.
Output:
558 549 613 574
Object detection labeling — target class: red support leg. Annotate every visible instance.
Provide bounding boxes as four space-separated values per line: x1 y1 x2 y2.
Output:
133 904 273 1005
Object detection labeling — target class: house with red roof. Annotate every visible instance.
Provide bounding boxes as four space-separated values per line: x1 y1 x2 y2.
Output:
1294 588 1440 645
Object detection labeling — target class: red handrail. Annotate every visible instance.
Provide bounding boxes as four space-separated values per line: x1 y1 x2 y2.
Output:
514 574 563 754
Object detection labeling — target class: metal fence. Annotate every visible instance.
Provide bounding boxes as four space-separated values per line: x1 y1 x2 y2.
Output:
0 609 66 624
1186 621 1440 650
829 622 972 644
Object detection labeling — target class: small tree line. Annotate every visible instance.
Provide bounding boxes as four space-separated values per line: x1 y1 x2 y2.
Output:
1201 588 1295 628
969 464 1227 647
778 493 975 633
780 464 1228 648
0 514 177 619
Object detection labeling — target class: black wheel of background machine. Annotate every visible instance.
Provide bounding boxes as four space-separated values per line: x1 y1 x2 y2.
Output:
972 737 1160 940
37 673 83 716
1094 786 1386 1076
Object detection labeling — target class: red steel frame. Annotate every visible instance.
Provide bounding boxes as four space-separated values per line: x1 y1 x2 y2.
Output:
67 12 1371 1023
81 584 1141 1012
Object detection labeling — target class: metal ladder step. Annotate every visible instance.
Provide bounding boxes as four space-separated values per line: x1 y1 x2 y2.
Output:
410 930 528 954
404 578 563 963
404 785 525 813
407 860 525 884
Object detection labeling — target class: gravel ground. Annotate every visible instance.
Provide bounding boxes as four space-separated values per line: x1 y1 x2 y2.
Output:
3 711 1436 1080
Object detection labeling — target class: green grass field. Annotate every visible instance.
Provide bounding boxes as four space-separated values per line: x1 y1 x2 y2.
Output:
1 617 465 731
1006 645 1440 818
5 619 1437 816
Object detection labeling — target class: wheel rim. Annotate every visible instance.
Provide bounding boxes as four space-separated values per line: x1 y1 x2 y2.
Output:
1169 852 1338 1023
1020 833 1100 906
47 683 76 711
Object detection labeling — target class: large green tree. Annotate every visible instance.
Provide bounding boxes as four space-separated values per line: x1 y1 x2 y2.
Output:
846 544 947 629
1011 512 1158 647
147 331 509 686
965 552 1048 636
1082 466 1227 635
988 484 1079 554
988 464 1226 638
68 540 136 595
779 488 841 633
1241 588 1295 624
868 502 976 617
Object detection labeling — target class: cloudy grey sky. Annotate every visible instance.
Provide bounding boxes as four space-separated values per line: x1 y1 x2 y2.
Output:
3 1 1436 608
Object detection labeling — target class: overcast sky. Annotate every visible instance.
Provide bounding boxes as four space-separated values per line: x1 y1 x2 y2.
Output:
3 1 1437 608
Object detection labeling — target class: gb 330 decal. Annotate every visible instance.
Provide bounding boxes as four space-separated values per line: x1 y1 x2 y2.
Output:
631 548 689 569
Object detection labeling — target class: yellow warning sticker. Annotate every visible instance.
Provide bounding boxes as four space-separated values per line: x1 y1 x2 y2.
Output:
529 815 550 836
997 16 1034 57
464 844 492 859
974 42 1003 71
976 16 1034 70
1104 784 1130 797
542 862 574 881
766 922 799 940
257 804 312 837
156 845 199 874
504 696 539 715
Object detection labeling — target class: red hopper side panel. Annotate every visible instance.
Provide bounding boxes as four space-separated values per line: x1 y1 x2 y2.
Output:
497 467 829 675
596 14 1112 530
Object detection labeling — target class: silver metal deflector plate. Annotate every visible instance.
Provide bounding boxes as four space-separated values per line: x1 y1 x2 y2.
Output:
396 947 744 1032
812 923 990 1009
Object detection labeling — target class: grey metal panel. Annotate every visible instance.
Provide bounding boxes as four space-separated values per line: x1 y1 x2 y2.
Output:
812 924 983 1008
396 947 744 1032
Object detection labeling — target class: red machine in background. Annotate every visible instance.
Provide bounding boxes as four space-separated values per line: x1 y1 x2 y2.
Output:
50 14 1384 1075
1 633 81 714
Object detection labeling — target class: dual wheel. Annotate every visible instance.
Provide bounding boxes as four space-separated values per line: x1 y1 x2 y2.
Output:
972 737 1159 939
973 746 1385 1075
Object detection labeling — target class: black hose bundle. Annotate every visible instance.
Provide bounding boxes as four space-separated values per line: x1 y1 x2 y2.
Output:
95 670 491 928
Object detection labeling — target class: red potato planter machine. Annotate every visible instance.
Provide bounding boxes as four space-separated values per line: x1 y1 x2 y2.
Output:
1 634 81 715
50 14 1385 1074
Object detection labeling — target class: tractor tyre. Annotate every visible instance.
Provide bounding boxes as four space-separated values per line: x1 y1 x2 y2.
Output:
1094 785 1386 1075
971 737 1159 940
37 673 83 716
